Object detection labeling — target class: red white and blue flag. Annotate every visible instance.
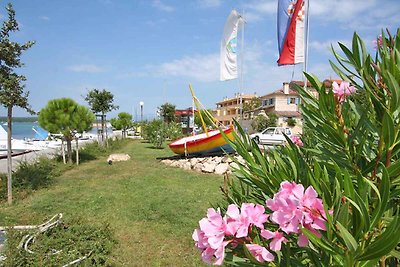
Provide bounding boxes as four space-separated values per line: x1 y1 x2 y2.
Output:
277 0 306 66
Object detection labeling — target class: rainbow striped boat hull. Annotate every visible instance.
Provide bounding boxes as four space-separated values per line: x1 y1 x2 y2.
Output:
168 127 234 155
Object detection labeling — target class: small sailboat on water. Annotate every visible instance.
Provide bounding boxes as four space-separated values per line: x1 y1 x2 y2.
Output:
168 85 235 156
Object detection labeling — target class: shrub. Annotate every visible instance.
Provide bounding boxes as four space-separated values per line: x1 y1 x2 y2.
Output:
143 120 184 148
192 30 400 266
143 119 167 148
251 112 278 132
3 217 115 266
165 122 184 141
286 117 296 126
0 157 60 200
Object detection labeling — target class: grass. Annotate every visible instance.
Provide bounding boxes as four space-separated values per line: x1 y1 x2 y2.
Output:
0 139 224 266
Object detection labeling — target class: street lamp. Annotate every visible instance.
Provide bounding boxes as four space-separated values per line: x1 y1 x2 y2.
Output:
139 101 144 121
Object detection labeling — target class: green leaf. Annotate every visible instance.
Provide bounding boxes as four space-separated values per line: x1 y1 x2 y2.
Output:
336 221 358 252
356 215 400 261
370 166 390 229
301 228 341 256
352 32 361 69
382 111 395 149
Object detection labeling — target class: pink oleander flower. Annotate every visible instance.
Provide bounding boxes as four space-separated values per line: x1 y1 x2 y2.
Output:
245 244 275 263
261 230 287 251
225 203 268 238
266 181 329 247
290 135 303 147
332 81 356 103
193 208 227 265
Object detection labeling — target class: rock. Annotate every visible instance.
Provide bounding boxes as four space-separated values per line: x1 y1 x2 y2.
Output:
215 163 229 175
222 156 233 163
183 161 192 170
213 156 223 164
189 158 199 166
193 163 204 172
170 161 180 167
161 159 173 165
202 162 216 173
107 153 130 164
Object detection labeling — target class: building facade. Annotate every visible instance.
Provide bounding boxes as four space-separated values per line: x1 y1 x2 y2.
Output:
214 93 257 126
175 108 195 135
244 81 320 134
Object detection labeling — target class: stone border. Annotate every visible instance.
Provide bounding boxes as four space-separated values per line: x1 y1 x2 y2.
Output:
160 154 245 175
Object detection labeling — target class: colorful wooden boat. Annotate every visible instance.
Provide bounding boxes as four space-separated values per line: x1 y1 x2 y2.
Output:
168 127 234 155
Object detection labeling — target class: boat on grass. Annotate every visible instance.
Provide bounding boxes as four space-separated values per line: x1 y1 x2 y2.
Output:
169 127 234 155
168 84 235 156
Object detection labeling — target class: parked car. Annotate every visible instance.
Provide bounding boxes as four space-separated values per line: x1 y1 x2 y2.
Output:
250 127 292 145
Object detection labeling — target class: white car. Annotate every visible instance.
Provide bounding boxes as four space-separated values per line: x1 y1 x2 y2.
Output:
250 127 292 145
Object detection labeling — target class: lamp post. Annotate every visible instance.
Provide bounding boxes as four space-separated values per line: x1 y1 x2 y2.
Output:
139 101 144 121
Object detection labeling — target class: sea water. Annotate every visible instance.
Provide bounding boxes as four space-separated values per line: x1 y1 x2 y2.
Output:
2 121 38 139
1 121 108 140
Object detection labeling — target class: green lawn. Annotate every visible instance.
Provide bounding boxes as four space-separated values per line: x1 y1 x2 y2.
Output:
0 140 224 266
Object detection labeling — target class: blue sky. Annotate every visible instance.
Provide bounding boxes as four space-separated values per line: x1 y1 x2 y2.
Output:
1 0 399 119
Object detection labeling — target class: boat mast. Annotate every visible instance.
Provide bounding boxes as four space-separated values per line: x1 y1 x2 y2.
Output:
189 84 209 136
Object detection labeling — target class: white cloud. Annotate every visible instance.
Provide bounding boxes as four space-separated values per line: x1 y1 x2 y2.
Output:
152 0 175 12
198 0 222 8
309 39 350 55
67 64 106 73
39 16 50 21
151 53 220 82
241 0 399 30
244 0 276 14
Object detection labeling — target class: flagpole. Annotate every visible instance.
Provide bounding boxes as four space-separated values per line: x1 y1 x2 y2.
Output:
239 11 245 126
303 0 310 91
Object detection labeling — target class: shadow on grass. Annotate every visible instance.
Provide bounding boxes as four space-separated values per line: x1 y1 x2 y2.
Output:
145 146 165 150
77 151 98 163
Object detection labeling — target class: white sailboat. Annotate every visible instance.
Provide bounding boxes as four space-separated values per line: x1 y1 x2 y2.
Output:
0 125 43 154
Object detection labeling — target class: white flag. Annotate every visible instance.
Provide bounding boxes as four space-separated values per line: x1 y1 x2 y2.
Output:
220 10 241 81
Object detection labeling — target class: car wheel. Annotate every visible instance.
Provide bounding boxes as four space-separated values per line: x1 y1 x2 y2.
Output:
253 136 260 144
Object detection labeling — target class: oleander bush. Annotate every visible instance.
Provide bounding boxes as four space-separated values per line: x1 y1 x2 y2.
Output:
192 30 400 266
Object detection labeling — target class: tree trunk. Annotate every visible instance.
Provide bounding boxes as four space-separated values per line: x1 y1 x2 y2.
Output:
101 112 106 147
66 137 72 163
7 106 13 205
75 138 79 165
105 114 109 147
61 139 66 164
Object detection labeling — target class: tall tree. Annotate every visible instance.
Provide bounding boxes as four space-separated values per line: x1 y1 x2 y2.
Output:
242 96 261 112
159 102 176 124
0 3 34 204
38 98 95 163
110 112 133 138
84 89 118 145
194 109 215 129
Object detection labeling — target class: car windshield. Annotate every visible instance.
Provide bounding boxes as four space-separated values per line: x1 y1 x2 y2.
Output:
263 128 275 135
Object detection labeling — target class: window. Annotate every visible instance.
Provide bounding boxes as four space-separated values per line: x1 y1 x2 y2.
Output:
269 98 274 105
287 97 300 104
262 98 275 106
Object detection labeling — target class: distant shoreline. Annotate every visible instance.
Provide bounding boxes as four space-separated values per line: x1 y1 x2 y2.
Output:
0 117 38 123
